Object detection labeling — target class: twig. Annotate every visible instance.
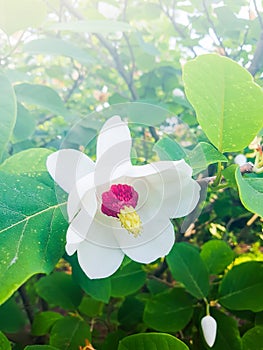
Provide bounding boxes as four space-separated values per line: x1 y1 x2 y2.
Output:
18 285 34 325
202 0 227 56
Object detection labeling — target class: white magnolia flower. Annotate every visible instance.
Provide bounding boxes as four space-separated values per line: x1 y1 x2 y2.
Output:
46 116 200 279
201 315 217 348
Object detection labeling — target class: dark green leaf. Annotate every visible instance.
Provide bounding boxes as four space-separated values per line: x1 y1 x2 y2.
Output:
118 333 189 350
143 288 194 332
200 240 235 274
118 296 144 330
166 243 209 299
78 296 103 318
68 254 111 303
31 311 63 336
0 296 26 333
35 272 83 310
208 309 242 350
219 261 263 311
111 261 146 297
242 326 263 350
25 345 60 349
49 316 91 350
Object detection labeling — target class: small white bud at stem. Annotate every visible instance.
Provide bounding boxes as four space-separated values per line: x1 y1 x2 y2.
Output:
201 315 217 347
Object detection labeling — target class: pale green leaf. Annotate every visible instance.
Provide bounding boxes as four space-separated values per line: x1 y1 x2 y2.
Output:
183 54 263 152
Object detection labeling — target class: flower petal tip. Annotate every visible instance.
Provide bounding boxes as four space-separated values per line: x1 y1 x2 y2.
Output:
201 315 217 347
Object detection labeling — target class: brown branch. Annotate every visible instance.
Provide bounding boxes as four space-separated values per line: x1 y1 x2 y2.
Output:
202 0 227 56
18 285 34 325
248 30 263 75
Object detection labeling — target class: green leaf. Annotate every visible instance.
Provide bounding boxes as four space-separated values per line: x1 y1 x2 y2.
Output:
118 333 189 350
31 311 63 336
68 254 111 303
48 20 131 33
209 309 242 350
78 296 103 318
25 346 60 350
187 142 228 174
13 103 36 142
166 243 209 299
0 0 47 34
143 288 194 332
35 272 83 310
0 72 17 162
49 316 91 350
235 169 263 217
15 83 71 118
110 261 146 297
23 38 95 65
0 295 26 333
183 54 263 152
118 296 144 330
200 240 235 274
0 331 11 350
219 261 263 311
153 137 187 161
242 326 263 350
0 149 67 305
154 138 227 175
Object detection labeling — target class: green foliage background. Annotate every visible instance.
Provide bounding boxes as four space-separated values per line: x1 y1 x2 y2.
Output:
0 0 263 349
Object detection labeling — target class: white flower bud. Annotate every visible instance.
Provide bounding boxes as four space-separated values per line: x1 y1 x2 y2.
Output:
234 154 247 166
201 315 217 347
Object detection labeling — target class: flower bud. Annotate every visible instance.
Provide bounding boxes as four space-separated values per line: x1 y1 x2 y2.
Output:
201 315 217 347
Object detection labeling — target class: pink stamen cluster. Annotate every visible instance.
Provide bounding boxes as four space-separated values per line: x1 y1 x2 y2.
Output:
101 184 138 217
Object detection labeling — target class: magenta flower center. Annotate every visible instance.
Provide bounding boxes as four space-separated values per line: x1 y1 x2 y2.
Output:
101 184 139 217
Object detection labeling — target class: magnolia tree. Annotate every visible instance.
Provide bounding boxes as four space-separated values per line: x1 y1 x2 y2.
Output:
0 0 263 349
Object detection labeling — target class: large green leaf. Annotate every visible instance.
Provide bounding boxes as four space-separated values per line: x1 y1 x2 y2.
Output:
209 309 242 350
118 333 189 350
183 54 263 152
35 272 83 310
49 316 91 350
15 83 72 119
143 288 194 332
0 72 17 161
166 243 209 299
23 38 95 65
200 240 235 274
110 261 146 297
236 170 263 218
0 0 47 34
68 254 111 303
0 149 67 305
219 261 263 311
48 20 131 33
242 326 263 350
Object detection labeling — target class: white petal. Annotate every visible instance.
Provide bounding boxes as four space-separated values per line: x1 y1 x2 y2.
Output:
96 116 131 161
94 116 132 187
67 173 96 222
120 220 175 263
77 240 124 279
125 160 200 219
46 149 95 193
201 315 217 347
